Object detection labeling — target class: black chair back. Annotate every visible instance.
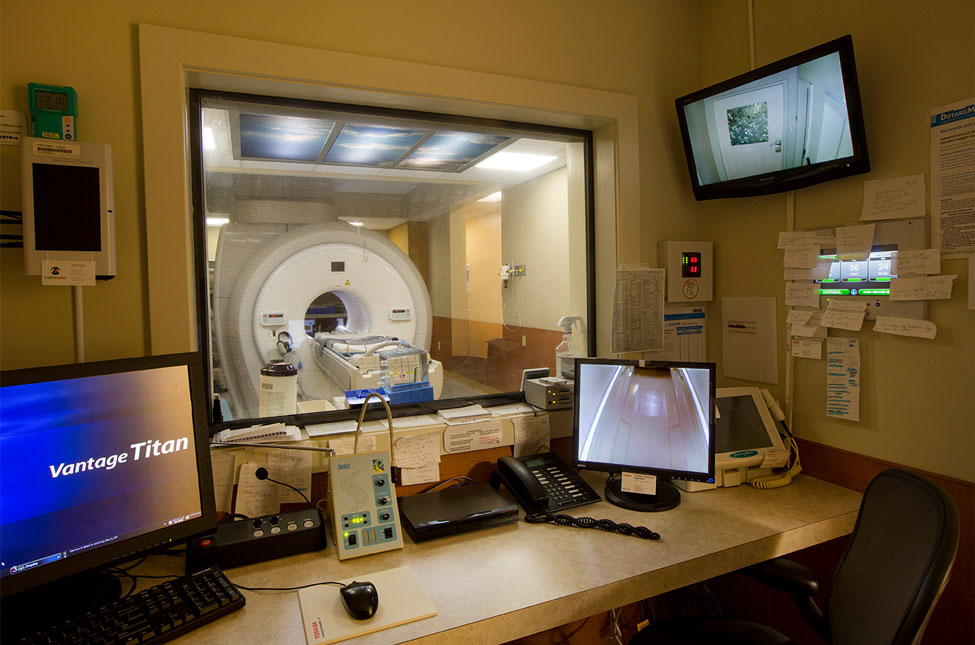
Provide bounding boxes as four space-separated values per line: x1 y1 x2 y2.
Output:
824 469 960 645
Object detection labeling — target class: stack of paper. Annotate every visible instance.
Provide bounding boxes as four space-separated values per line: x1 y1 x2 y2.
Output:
436 404 490 424
214 422 302 443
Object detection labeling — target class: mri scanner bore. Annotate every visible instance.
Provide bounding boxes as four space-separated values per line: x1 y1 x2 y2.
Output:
195 92 591 422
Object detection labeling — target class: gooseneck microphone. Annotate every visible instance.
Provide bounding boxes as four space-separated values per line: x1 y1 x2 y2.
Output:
255 466 313 509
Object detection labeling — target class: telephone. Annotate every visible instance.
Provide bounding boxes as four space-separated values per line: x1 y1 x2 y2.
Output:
489 453 600 514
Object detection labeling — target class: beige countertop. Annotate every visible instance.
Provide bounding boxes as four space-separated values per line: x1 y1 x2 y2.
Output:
149 473 861 644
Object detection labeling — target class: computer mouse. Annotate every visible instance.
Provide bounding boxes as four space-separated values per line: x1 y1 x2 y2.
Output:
339 580 379 620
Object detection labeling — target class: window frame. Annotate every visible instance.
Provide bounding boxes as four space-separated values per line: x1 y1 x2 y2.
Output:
188 89 596 431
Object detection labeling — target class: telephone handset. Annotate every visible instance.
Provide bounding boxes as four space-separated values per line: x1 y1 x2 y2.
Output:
489 453 600 514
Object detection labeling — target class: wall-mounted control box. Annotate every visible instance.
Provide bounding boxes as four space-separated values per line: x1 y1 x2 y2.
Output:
659 241 713 303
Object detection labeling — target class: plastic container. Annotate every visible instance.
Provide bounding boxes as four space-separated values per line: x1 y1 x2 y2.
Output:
259 361 298 416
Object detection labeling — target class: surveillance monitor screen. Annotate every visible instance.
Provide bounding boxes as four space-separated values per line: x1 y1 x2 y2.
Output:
676 35 869 200
574 360 714 480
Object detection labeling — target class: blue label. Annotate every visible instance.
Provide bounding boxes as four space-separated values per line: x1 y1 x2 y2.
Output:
729 450 759 459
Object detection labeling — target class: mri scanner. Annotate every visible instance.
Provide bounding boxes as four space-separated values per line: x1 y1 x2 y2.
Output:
212 221 443 420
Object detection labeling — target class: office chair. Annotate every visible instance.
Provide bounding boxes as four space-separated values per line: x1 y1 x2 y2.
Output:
630 469 960 645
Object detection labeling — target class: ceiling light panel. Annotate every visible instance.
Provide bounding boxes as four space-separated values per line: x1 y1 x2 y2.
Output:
239 114 334 162
325 124 428 166
399 131 511 172
476 151 558 171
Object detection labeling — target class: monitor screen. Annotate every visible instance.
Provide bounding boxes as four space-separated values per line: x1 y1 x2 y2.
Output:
715 394 775 453
0 353 217 598
573 359 715 511
676 35 869 200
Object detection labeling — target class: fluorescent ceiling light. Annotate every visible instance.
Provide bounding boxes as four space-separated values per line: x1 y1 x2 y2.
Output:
206 216 230 226
348 221 364 227
203 127 216 150
476 151 556 171
478 191 503 202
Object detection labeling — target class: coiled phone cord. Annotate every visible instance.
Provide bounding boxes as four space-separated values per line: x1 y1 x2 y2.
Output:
524 511 660 540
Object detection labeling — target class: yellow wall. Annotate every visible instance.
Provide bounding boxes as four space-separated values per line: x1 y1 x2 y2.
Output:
698 0 974 481
2 1 971 481
0 0 699 369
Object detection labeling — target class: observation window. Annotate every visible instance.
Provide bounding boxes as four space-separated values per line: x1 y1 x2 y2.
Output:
190 91 593 425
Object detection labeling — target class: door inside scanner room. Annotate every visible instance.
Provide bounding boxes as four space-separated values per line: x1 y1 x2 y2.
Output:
193 92 591 423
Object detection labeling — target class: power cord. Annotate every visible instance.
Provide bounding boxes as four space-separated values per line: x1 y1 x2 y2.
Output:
232 580 345 592
524 511 660 540
750 390 802 489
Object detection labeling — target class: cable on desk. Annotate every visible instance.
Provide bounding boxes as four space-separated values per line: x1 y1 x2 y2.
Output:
417 475 475 494
524 511 660 540
232 580 345 592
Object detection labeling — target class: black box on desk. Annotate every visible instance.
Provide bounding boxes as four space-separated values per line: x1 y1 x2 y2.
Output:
398 483 518 542
186 508 326 572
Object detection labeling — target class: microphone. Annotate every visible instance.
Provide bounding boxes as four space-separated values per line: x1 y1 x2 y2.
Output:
255 466 313 509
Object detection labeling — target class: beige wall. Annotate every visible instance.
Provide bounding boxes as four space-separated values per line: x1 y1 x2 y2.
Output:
3 2 967 480
0 0 688 368
698 0 975 481
501 168 572 331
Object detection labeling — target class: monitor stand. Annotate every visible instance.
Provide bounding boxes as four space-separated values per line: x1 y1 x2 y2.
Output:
604 477 681 512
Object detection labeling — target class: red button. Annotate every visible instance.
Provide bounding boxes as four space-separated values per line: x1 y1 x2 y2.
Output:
199 538 213 547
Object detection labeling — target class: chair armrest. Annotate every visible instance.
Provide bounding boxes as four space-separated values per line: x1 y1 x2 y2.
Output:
744 558 828 639
742 558 820 596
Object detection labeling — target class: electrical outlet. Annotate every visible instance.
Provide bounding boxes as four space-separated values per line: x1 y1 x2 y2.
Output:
521 335 526 347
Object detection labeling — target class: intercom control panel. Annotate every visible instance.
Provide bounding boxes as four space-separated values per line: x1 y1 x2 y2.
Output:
328 451 403 560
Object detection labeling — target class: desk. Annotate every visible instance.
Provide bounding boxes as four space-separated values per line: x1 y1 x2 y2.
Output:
160 474 860 644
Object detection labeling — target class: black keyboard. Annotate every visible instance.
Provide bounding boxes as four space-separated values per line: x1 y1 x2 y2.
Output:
17 566 244 644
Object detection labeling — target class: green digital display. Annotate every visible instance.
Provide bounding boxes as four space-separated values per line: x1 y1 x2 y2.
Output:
33 90 70 112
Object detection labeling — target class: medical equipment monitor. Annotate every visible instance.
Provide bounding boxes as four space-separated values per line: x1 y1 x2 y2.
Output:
676 35 869 200
573 358 715 512
0 353 217 600
676 387 788 491
20 137 116 278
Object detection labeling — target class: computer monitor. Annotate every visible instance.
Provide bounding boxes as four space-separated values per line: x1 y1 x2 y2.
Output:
572 359 715 511
0 353 217 605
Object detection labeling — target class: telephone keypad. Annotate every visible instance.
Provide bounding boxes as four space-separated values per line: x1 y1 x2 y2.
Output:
532 463 600 510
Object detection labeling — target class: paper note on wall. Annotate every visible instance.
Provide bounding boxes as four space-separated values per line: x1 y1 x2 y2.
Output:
267 449 313 505
790 310 827 338
889 274 956 300
721 297 777 384
821 300 867 331
512 414 551 457
777 231 817 249
826 337 860 422
860 174 926 221
835 223 875 260
785 282 821 308
210 449 237 513
783 246 820 268
890 249 941 276
791 338 823 359
399 463 441 486
641 306 707 362
872 316 937 339
393 431 442 468
930 98 975 258
442 420 503 453
611 267 664 352
328 434 376 456
784 258 833 281
235 463 281 516
786 308 817 326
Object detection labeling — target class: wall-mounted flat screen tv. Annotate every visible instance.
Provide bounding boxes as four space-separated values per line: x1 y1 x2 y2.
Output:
676 35 869 200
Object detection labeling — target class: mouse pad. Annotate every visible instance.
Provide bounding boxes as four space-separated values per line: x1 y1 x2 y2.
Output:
298 565 436 644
